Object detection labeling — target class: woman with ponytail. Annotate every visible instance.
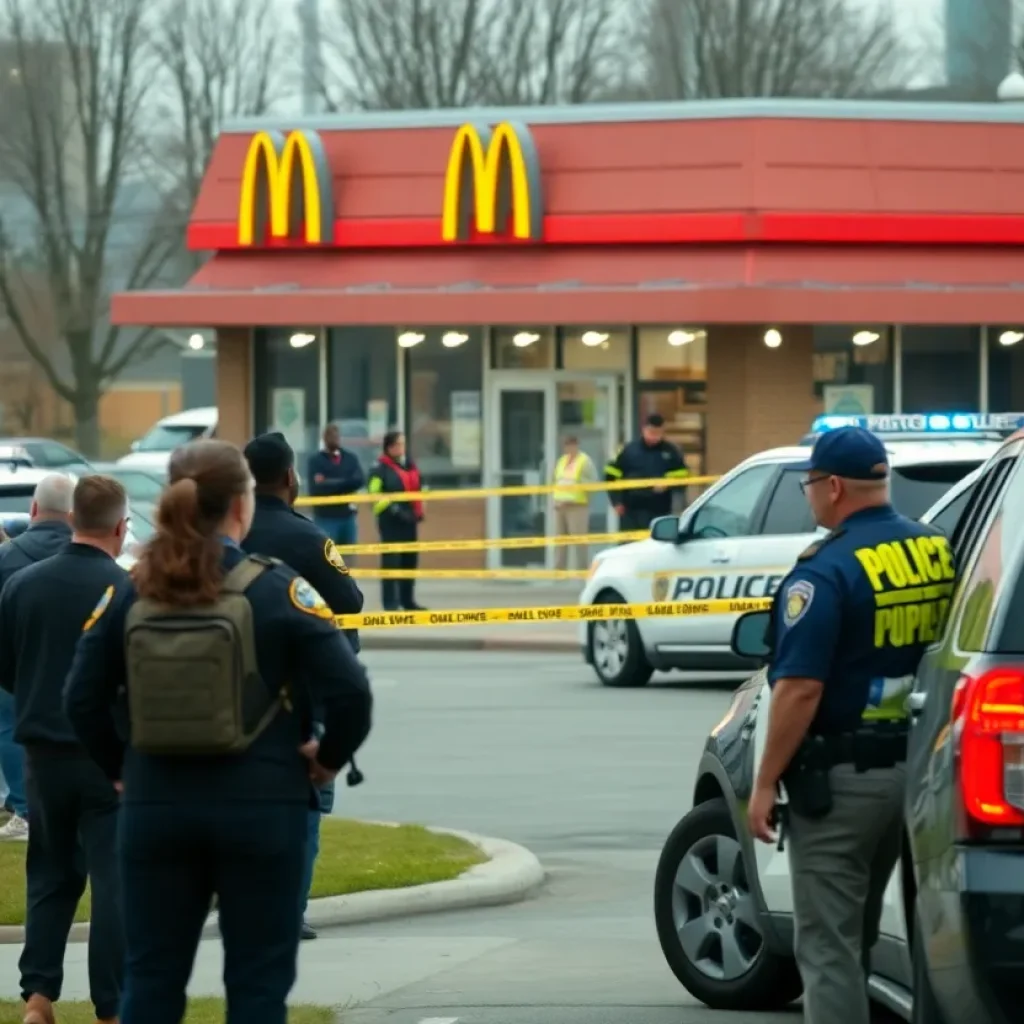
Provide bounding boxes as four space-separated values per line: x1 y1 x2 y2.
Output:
66 439 373 1024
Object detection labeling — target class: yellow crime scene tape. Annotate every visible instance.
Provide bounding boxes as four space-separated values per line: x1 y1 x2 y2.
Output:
295 474 718 508
336 598 773 630
350 568 589 580
334 530 648 556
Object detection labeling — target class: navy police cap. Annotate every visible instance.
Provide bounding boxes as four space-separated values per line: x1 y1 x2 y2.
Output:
243 431 294 484
792 425 889 481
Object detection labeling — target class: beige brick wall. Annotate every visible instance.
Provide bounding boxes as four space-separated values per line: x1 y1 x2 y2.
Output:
705 325 817 473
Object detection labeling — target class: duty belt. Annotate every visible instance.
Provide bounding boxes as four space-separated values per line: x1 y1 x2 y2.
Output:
821 725 909 771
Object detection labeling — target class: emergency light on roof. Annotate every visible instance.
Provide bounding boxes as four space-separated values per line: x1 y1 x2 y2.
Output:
810 413 1024 437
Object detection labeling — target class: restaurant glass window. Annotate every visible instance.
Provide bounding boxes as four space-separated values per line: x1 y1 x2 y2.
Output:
404 327 483 487
637 326 707 477
560 326 630 371
900 327 980 413
492 326 555 369
812 325 893 415
328 327 398 473
252 328 321 493
987 326 1024 412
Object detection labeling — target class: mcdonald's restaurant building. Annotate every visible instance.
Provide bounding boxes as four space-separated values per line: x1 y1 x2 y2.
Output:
113 98 1024 568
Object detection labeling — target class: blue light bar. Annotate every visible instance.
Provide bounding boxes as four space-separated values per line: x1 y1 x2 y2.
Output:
810 413 1024 436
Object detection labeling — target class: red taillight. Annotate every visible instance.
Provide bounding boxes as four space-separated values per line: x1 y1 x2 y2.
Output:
955 668 1024 828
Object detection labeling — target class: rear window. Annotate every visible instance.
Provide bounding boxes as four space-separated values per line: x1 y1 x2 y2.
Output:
890 462 982 521
136 424 206 452
0 486 35 514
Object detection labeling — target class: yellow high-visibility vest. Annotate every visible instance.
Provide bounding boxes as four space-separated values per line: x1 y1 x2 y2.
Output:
553 453 591 504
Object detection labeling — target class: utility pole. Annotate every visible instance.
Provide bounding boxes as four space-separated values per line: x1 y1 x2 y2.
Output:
298 0 324 115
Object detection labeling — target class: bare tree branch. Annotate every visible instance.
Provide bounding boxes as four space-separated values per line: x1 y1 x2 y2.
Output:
632 0 913 100
0 0 171 455
319 0 626 110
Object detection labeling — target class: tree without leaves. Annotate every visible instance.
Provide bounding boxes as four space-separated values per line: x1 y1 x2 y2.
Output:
151 0 286 235
633 0 913 100
0 0 177 456
318 0 626 110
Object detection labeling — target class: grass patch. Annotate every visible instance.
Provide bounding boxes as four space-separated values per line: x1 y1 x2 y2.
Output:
0 999 334 1023
0 818 485 927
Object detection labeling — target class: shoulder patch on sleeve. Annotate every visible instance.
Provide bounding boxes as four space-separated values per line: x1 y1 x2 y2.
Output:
324 539 350 574
782 579 815 627
83 585 115 633
288 577 334 620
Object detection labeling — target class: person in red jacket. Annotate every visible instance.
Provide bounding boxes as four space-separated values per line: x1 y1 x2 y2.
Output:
367 431 425 612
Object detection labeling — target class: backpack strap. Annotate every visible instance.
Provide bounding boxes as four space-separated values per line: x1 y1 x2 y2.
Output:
221 554 276 595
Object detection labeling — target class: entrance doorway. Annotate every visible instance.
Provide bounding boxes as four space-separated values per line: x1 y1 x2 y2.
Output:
486 373 623 569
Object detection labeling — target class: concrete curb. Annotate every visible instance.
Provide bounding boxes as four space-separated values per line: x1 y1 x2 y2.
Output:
0 826 545 945
361 633 579 653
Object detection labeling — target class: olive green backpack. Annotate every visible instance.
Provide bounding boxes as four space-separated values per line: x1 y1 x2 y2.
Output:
125 555 286 755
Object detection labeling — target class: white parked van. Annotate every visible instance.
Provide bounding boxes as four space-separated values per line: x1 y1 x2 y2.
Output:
116 407 217 476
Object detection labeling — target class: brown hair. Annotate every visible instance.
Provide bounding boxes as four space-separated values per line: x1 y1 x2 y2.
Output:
73 476 127 533
134 440 252 607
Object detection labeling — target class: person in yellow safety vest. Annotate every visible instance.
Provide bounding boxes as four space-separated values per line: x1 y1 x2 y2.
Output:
552 436 597 570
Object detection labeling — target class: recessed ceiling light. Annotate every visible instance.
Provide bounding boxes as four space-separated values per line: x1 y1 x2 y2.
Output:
999 330 1024 347
763 328 782 349
397 331 425 348
852 330 880 346
442 331 469 348
513 331 540 348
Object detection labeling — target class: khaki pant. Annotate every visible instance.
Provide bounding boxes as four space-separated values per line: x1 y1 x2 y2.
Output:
786 763 905 1024
554 503 589 569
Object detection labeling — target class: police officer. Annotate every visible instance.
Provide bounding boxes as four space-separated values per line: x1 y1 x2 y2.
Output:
0 475 128 1024
65 440 373 1024
0 474 75 844
747 426 955 1024
242 430 365 940
603 414 689 531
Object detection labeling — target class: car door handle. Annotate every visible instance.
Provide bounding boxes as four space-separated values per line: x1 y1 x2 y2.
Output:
710 546 731 564
907 691 927 716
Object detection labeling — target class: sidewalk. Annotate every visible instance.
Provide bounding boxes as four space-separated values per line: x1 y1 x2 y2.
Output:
355 579 583 652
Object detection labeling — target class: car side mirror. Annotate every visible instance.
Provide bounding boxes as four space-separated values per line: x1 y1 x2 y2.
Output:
731 610 772 661
649 515 681 543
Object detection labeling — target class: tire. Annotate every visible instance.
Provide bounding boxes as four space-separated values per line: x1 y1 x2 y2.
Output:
912 909 946 1024
654 798 802 1011
587 591 653 687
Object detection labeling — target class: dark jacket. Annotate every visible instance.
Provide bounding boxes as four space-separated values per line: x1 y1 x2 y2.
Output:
65 543 372 804
241 494 363 653
0 543 126 746
603 438 689 518
0 519 72 591
368 459 420 541
307 448 365 519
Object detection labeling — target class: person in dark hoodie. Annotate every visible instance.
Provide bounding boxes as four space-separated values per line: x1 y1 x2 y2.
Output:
0 473 75 843
307 423 365 547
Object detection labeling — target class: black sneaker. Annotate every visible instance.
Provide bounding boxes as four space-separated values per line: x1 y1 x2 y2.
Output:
300 919 317 941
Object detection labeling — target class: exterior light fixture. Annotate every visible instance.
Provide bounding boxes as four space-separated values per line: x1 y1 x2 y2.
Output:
513 331 540 348
397 331 425 348
581 330 609 347
289 331 316 348
187 333 205 350
667 330 697 347
442 331 469 348
999 330 1024 347
852 330 880 347
763 328 782 349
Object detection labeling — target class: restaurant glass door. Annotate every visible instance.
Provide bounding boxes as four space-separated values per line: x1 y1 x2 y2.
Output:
486 374 621 569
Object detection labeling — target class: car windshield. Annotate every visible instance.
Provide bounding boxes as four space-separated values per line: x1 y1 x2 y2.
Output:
136 424 206 452
891 461 983 520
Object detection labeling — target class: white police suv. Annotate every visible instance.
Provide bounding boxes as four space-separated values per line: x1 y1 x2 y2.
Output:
579 414 1015 688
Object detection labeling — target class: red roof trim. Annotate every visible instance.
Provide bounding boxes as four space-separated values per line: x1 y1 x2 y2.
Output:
188 210 1024 252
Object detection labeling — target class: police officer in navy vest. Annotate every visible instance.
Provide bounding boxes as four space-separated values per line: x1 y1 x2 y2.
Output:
65 440 373 1024
307 423 365 547
242 430 365 940
745 426 955 1024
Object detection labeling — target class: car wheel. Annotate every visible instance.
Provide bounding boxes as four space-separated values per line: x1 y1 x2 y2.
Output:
912 909 945 1024
654 798 801 1011
587 593 653 687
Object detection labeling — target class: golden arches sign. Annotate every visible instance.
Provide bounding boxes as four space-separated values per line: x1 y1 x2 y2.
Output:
441 122 543 243
236 129 334 246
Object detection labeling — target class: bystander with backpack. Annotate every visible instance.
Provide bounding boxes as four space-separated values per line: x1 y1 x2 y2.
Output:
0 475 128 1024
65 440 373 1024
